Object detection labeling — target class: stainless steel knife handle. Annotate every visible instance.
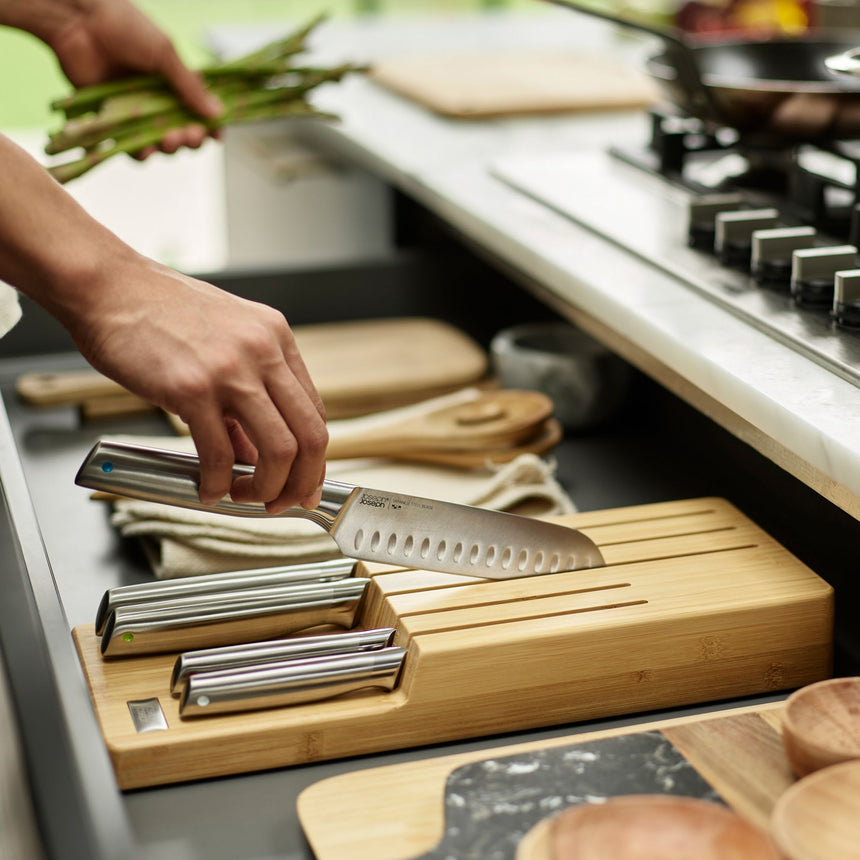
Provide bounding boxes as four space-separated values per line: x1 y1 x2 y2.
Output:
75 439 356 530
179 647 408 718
170 627 397 697
95 558 357 635
101 578 369 657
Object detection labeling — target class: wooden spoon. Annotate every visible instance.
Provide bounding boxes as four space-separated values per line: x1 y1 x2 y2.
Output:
782 677 860 778
517 796 782 860
325 390 554 458
394 418 563 467
771 759 860 860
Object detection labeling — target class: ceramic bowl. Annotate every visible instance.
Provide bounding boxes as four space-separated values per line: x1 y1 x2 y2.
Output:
782 677 860 778
515 795 781 859
490 322 630 431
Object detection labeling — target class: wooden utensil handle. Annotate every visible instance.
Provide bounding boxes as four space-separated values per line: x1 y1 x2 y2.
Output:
16 369 127 405
326 390 554 458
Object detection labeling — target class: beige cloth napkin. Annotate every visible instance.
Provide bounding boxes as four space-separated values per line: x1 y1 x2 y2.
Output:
0 282 21 340
107 435 575 579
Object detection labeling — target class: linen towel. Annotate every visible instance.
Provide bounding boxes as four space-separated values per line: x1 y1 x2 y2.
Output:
0 282 22 339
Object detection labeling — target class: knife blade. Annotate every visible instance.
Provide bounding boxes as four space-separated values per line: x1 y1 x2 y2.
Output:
75 439 604 578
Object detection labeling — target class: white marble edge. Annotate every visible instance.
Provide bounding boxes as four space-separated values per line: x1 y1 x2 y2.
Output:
209 10 860 508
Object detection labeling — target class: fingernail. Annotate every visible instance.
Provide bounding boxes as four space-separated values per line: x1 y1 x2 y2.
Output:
205 95 224 116
301 491 324 511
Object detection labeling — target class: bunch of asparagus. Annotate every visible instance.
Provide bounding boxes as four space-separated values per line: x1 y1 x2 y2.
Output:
46 14 364 183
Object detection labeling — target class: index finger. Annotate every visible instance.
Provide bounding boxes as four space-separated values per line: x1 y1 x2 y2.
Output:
159 46 223 119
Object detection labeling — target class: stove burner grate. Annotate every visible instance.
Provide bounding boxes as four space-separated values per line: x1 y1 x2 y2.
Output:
614 107 860 241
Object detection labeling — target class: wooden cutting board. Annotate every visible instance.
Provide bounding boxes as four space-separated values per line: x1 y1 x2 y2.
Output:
71 497 832 789
369 52 659 119
298 702 791 860
15 317 489 420
291 317 489 417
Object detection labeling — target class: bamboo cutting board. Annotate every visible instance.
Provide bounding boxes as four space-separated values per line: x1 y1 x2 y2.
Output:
298 702 791 860
16 317 490 420
71 497 833 789
369 52 659 119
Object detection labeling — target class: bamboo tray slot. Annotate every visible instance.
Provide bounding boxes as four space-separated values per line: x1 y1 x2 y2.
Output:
72 497 834 789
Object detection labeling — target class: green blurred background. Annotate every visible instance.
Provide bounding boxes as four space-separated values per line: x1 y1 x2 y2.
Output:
0 0 526 130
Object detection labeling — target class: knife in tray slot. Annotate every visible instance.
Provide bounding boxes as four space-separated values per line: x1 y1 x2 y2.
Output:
170 627 397 696
100 578 370 657
76 439 605 578
95 558 357 635
179 646 408 718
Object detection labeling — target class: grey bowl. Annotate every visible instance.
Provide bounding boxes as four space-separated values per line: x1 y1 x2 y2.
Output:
490 322 631 431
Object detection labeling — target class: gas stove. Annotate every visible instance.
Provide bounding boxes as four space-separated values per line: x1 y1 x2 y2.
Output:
491 109 860 388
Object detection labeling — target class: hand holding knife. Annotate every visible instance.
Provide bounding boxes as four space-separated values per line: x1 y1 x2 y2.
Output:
76 439 605 579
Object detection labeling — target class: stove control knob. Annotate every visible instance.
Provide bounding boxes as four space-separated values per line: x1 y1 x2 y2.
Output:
687 193 744 251
751 226 817 288
715 208 779 268
833 269 860 328
791 245 858 308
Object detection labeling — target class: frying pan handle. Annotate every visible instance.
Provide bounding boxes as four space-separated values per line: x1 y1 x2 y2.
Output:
541 0 724 123
825 47 860 77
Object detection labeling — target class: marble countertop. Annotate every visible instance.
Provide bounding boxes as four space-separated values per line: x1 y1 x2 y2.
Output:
210 9 860 520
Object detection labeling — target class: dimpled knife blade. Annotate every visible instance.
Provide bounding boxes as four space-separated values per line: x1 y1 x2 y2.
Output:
76 439 605 579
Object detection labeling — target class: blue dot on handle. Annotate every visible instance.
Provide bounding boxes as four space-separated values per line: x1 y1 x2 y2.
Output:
101 462 114 473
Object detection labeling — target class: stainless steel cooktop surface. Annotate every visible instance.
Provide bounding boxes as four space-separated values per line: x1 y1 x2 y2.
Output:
491 148 860 389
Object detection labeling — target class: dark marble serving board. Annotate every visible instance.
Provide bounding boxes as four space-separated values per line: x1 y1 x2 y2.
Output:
417 730 720 860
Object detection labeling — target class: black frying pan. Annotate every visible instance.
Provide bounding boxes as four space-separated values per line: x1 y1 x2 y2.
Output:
544 0 860 143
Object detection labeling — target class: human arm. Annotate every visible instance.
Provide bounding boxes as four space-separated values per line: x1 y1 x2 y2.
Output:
0 132 328 511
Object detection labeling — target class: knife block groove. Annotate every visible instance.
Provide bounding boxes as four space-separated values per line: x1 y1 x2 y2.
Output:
72 497 833 789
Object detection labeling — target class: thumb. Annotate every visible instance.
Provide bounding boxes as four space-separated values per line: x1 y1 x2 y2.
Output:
160 47 223 119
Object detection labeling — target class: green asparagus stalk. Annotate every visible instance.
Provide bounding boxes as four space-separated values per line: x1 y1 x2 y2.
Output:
45 13 364 182
50 13 328 118
213 13 326 74
49 100 334 184
48 92 270 157
46 64 356 156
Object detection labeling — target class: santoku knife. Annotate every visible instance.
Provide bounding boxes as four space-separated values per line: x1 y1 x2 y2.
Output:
76 439 604 578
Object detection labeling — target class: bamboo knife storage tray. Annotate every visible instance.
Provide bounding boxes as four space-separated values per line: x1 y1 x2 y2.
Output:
72 497 834 789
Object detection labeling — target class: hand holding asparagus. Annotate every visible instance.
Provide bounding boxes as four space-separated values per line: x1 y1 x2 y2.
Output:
46 14 366 183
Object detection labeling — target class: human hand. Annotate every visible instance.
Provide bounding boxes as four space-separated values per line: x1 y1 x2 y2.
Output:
0 130 326 511
69 254 328 513
44 0 223 155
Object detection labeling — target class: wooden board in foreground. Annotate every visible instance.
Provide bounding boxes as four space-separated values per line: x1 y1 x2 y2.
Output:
297 702 790 860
